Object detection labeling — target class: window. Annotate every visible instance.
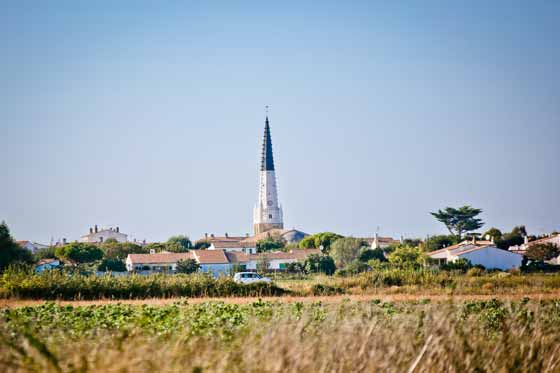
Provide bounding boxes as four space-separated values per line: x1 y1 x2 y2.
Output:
269 214 272 219
279 263 286 269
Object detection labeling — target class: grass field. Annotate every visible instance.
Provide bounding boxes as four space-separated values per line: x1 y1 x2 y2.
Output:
2 297 560 372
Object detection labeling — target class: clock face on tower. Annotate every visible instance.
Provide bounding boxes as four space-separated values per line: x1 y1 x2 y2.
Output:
267 200 273 206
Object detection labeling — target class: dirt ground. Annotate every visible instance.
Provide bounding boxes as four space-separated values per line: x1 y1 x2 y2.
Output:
2 291 560 308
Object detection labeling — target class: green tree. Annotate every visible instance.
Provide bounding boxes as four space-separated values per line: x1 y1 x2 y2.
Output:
358 248 386 262
193 240 211 250
329 237 368 268
430 205 484 239
495 226 526 250
299 232 344 253
387 246 426 267
102 241 148 259
97 258 126 272
166 235 192 252
55 243 103 263
482 227 503 241
176 258 200 274
304 254 336 275
424 235 459 252
0 222 34 271
257 237 285 252
34 246 56 261
525 243 560 263
144 242 167 253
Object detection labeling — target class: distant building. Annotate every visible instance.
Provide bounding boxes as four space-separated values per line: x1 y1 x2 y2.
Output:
508 233 560 257
126 248 320 276
365 234 401 249
205 228 309 255
80 225 127 244
126 252 193 273
428 239 523 270
16 241 49 254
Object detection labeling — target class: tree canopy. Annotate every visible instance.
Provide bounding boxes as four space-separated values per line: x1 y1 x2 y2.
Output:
299 232 343 252
387 246 426 267
176 259 200 274
166 235 192 252
525 243 560 263
256 236 285 252
304 254 336 275
424 235 459 252
329 237 368 268
0 222 34 271
55 243 103 263
101 241 148 259
430 206 484 239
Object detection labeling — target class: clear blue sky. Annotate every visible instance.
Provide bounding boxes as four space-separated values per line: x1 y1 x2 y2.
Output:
1 1 559 244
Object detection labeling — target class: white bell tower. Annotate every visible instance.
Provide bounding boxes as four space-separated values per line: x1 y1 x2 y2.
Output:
253 115 284 235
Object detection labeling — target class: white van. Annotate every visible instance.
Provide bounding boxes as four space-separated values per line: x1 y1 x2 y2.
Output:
233 272 271 284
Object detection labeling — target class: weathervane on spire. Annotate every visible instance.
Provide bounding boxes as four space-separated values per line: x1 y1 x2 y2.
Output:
265 105 269 116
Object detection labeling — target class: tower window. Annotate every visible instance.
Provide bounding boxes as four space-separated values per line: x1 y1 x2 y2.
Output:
269 214 272 219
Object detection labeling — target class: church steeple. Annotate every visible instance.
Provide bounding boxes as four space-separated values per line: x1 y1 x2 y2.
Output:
253 114 284 235
261 117 275 171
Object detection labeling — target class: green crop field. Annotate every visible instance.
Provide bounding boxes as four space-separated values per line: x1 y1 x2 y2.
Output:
2 298 560 372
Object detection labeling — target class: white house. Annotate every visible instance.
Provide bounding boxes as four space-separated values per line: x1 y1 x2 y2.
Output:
36 259 61 273
80 225 127 243
16 241 49 254
509 234 560 260
126 252 193 273
428 240 523 270
126 248 322 276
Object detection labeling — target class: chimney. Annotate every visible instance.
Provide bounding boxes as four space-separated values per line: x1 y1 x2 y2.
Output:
94 225 98 233
116 226 119 233
89 227 93 234
143 239 146 244
62 238 67 245
246 233 249 237
211 234 215 238
225 232 229 238
205 233 208 239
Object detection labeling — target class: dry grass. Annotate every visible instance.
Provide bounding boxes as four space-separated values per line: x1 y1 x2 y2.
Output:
3 290 560 308
2 299 560 372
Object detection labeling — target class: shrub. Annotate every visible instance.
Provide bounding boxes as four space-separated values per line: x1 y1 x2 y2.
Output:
0 267 285 300
441 258 472 272
358 248 386 262
387 246 426 267
467 267 485 277
97 258 126 272
311 283 345 296
176 259 200 274
304 254 336 275
55 243 103 263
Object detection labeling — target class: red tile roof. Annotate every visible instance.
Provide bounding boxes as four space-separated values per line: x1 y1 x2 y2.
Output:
128 252 194 264
193 250 230 264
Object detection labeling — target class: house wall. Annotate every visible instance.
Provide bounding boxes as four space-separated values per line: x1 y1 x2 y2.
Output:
199 263 232 277
456 247 523 270
81 231 128 243
208 244 256 254
125 260 177 273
